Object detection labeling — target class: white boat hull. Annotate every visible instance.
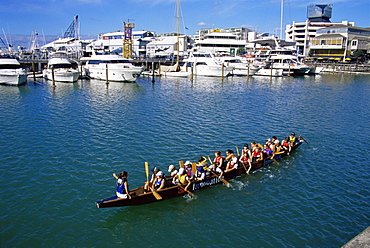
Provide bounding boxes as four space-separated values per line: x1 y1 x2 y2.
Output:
43 69 80 83
0 70 28 85
231 67 260 76
84 66 143 82
186 65 233 77
254 68 284 77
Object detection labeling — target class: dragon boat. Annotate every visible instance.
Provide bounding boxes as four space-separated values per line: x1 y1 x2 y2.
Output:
96 135 306 208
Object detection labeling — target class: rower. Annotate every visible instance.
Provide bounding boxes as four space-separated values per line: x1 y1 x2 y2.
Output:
172 168 187 185
152 171 166 192
213 151 225 170
252 147 263 163
239 144 252 173
225 149 238 172
196 156 208 180
289 132 298 145
184 161 195 191
168 164 178 178
112 171 131 199
144 167 162 193
263 144 273 156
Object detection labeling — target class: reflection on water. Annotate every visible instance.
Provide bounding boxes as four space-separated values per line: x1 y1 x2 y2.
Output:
0 74 369 247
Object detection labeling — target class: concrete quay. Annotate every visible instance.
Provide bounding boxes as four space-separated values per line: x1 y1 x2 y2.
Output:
342 226 370 248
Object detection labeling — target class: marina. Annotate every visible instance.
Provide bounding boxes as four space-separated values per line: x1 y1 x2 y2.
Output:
0 74 369 247
1 0 369 246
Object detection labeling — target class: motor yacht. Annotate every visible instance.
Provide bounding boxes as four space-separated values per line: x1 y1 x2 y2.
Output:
0 56 28 85
43 55 80 83
181 52 233 77
218 56 260 76
80 54 143 82
268 54 314 76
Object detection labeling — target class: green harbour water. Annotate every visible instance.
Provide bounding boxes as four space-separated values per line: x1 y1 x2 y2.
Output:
1 74 369 247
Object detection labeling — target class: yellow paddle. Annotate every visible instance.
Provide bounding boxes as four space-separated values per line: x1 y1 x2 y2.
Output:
179 160 184 168
144 162 149 182
145 162 162 200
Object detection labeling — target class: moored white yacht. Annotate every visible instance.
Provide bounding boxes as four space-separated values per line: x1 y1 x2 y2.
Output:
180 52 233 77
0 56 28 85
80 54 144 82
218 56 260 76
268 54 314 76
43 55 80 83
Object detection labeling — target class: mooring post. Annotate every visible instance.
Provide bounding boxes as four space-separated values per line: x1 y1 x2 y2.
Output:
51 67 56 87
105 63 109 85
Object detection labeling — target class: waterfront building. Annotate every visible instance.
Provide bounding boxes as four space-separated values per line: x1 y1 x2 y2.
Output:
309 25 370 61
85 30 155 58
285 4 355 57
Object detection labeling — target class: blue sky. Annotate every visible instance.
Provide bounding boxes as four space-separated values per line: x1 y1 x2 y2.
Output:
1 0 369 42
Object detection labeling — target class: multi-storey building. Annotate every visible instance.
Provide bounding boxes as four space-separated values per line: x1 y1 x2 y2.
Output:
309 25 370 61
285 4 355 56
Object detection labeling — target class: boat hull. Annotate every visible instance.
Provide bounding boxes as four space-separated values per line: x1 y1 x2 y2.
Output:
84 66 143 82
43 69 80 83
0 70 28 85
96 141 303 208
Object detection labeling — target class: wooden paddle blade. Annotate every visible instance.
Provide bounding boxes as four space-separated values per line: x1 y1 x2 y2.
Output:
178 184 194 197
152 191 162 200
179 160 184 168
235 145 240 156
207 156 213 164
272 158 279 164
192 162 197 176
144 162 149 182
222 178 231 187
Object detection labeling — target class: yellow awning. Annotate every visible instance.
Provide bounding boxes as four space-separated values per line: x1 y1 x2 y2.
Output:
345 58 351 60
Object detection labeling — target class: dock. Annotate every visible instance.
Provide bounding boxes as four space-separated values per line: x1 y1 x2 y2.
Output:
342 226 370 248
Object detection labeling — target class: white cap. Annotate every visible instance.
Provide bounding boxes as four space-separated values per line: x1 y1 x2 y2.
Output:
156 171 164 177
168 165 175 172
184 161 191 166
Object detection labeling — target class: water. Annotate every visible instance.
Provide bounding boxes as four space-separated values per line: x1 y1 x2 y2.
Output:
1 74 369 247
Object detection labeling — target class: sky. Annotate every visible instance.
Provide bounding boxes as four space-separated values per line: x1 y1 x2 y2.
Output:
1 0 369 48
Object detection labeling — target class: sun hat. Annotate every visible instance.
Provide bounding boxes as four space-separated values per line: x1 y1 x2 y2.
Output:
156 171 164 177
168 165 175 172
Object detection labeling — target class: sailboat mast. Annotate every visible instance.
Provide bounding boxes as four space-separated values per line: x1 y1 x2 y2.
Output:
280 0 284 40
176 0 180 64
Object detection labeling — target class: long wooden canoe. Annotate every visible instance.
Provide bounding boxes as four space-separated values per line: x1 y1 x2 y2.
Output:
96 138 304 208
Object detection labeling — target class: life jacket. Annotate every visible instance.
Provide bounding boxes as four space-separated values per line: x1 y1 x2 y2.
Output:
215 156 223 166
240 155 250 164
179 174 187 184
154 178 163 190
289 135 297 144
227 156 238 169
242 149 250 156
116 178 127 194
186 167 194 178
197 159 208 173
264 148 273 155
253 150 261 158
282 141 289 148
